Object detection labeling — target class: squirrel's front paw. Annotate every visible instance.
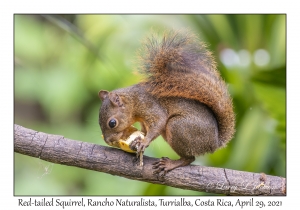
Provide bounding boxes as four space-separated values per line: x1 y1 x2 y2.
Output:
132 136 149 154
136 142 147 154
133 140 150 166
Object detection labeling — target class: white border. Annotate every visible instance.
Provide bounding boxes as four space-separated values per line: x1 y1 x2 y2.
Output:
2 0 298 208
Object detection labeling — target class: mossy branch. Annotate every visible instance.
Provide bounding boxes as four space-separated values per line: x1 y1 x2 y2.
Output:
14 124 286 196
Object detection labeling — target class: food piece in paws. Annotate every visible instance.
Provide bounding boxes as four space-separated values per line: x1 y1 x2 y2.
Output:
118 131 144 153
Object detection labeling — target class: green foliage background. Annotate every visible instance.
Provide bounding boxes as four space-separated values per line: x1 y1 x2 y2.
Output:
14 14 286 195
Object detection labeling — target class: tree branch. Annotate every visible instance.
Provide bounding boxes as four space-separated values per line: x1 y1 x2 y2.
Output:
14 124 286 195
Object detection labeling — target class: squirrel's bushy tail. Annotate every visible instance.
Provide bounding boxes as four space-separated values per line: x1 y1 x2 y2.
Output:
138 30 235 146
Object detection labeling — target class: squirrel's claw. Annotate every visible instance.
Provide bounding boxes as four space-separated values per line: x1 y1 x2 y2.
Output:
152 157 170 176
136 139 150 157
136 142 148 166
136 144 145 155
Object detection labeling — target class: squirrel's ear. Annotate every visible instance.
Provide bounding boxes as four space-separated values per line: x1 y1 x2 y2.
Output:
98 90 109 101
108 92 124 107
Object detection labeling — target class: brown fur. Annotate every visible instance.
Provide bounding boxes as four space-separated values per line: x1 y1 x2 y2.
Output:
99 30 235 174
138 30 235 146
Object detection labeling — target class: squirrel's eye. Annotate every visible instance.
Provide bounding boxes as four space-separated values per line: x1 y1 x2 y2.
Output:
108 119 117 128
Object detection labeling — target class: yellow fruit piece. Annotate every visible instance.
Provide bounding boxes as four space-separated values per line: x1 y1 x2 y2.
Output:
119 139 136 153
118 131 144 153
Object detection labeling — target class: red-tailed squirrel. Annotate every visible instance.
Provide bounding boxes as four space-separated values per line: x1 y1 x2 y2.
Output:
98 30 235 175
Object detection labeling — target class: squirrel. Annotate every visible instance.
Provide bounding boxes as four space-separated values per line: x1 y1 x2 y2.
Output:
98 30 235 175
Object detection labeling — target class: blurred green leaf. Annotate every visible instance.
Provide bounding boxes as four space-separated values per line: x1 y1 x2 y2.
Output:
251 66 286 87
225 106 278 173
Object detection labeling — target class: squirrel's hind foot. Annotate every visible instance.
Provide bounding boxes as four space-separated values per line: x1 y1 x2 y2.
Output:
152 156 195 176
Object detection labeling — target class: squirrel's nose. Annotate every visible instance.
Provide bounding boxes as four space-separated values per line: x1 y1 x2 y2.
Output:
104 132 123 147
103 135 112 146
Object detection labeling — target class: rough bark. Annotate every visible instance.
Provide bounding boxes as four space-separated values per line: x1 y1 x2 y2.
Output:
14 124 286 196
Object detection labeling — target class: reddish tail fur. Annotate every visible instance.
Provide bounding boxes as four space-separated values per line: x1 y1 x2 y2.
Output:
138 30 235 146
